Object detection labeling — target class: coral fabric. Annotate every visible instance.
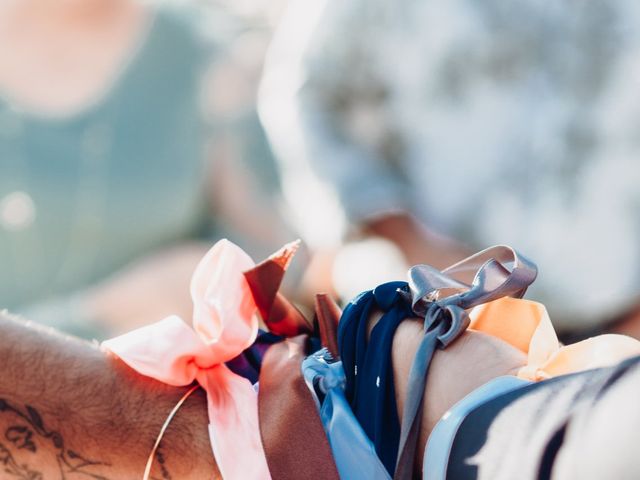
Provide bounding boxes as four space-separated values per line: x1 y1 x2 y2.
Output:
469 297 640 381
102 239 270 480
243 240 312 337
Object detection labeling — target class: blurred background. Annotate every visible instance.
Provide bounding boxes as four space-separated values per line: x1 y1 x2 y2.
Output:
1 0 639 341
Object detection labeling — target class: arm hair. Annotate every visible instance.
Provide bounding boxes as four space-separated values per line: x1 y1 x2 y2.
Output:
0 310 218 479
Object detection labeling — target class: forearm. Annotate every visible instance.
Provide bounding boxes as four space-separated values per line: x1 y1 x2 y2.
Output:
0 311 217 479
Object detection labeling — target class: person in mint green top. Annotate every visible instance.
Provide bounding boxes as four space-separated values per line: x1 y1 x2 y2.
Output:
0 0 290 337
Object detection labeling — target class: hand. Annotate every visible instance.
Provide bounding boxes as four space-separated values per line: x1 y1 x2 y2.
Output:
364 213 471 270
611 306 640 340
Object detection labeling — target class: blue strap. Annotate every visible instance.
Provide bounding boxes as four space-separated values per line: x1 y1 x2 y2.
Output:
337 246 538 479
302 349 391 480
423 376 531 480
338 281 414 475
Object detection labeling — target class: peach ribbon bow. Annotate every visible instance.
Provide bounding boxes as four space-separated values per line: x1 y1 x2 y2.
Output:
102 239 270 480
469 297 640 380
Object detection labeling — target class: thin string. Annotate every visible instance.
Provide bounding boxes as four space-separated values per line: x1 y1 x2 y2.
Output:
143 384 200 480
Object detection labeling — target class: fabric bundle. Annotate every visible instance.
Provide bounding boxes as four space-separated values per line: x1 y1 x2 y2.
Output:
102 239 640 479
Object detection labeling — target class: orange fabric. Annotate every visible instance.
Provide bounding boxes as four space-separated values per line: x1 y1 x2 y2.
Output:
469 297 640 381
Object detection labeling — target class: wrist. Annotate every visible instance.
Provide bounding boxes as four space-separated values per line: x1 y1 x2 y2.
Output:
157 386 218 479
99 353 219 479
391 320 526 469
106 354 218 479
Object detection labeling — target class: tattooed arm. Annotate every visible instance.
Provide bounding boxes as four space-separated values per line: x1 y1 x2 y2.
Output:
0 311 218 480
0 307 523 480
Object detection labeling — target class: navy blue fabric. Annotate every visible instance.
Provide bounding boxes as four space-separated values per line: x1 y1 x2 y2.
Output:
338 281 415 476
226 330 282 384
227 330 322 384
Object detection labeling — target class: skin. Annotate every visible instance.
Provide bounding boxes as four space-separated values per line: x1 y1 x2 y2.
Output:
390 318 526 473
612 306 640 339
0 311 217 479
0 0 147 116
367 308 526 472
364 213 471 271
0 306 525 478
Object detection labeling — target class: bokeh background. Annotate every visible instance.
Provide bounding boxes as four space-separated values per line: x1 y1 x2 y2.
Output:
1 0 639 341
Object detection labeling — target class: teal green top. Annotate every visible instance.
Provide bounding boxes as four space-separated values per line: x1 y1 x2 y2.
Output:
0 7 214 318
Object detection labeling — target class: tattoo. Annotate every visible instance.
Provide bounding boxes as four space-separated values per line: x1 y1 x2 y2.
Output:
6 426 36 453
151 445 172 480
0 442 42 480
0 398 110 479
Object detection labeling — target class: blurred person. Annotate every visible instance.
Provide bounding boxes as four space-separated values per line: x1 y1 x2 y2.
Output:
0 0 295 338
260 0 640 339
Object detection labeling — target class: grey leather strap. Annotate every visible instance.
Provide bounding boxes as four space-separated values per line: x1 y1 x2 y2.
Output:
393 246 537 479
393 319 445 479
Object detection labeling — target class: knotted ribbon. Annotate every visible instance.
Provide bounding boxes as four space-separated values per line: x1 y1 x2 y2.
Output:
469 296 640 381
102 239 270 480
394 245 640 478
394 245 537 479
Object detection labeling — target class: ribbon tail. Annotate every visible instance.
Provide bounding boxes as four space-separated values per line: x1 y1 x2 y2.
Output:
244 240 312 337
198 366 271 480
536 334 640 379
259 337 340 480
314 294 342 358
322 389 391 480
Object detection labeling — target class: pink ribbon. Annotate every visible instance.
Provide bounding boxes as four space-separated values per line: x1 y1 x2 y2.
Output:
102 239 270 479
